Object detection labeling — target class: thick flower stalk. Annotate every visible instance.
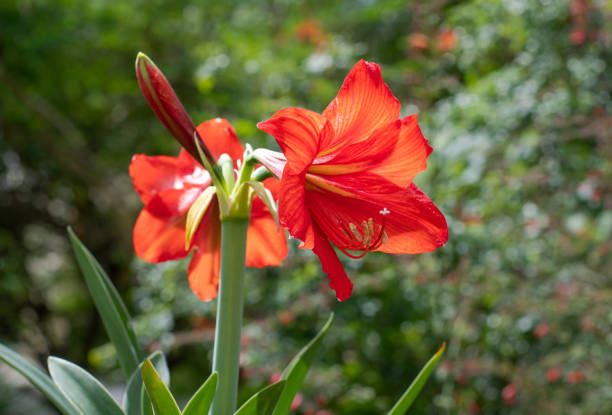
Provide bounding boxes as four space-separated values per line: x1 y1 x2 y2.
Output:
256 60 448 301
133 53 288 414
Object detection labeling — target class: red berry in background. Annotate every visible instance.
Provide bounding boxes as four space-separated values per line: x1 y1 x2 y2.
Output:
410 33 429 51
567 371 584 384
468 401 481 414
269 372 282 384
571 27 587 45
291 393 303 411
438 29 457 52
534 322 550 339
502 383 517 405
547 369 561 382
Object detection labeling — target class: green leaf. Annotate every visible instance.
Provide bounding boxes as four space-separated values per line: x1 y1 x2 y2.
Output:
234 381 286 415
182 372 218 415
272 313 334 415
124 351 169 415
386 343 446 415
68 227 142 377
48 356 125 415
0 343 80 415
141 360 181 415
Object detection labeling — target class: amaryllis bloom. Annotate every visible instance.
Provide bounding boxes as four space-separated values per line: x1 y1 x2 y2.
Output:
256 60 448 301
130 118 288 301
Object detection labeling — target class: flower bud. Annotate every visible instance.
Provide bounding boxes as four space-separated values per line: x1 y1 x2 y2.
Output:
135 52 205 160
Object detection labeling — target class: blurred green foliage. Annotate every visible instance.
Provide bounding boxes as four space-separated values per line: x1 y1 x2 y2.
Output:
1 0 611 414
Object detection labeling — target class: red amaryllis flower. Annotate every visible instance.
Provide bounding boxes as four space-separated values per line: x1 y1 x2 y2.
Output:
130 118 288 301
256 60 448 301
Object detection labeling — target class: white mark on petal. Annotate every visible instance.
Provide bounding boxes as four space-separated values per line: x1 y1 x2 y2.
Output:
379 207 390 216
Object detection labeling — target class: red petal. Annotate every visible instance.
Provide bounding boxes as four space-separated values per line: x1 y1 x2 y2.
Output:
312 226 353 301
196 118 245 163
309 120 400 177
129 154 180 205
176 149 212 187
374 184 448 253
279 163 314 246
257 107 330 165
368 115 432 188
304 183 447 254
187 203 221 301
308 171 402 196
305 187 384 250
246 197 288 267
322 60 400 150
133 207 189 263
146 187 202 218
261 176 280 197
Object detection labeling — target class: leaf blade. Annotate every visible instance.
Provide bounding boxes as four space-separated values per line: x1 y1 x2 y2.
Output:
48 356 125 415
141 360 181 415
124 351 169 415
0 343 80 415
272 313 334 415
182 372 218 415
234 381 286 415
387 343 446 415
68 227 142 377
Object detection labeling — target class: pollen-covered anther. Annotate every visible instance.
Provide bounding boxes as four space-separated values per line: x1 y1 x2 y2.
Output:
337 214 388 259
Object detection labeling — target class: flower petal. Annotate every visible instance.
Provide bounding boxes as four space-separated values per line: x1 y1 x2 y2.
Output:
305 187 385 250
308 120 400 176
304 182 447 254
187 202 221 301
146 187 202 218
253 149 287 179
368 114 432 188
196 118 245 163
312 226 353 301
133 207 189 263
246 196 288 267
374 184 448 254
278 163 315 246
176 149 212 187
129 154 180 205
257 107 329 165
322 60 400 150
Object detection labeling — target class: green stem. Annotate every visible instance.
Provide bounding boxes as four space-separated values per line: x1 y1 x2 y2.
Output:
210 219 249 415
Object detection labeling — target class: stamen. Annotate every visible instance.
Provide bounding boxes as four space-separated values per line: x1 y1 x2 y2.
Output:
362 220 371 245
336 209 390 259
349 223 363 242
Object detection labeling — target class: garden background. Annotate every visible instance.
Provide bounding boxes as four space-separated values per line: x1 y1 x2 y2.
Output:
0 0 610 413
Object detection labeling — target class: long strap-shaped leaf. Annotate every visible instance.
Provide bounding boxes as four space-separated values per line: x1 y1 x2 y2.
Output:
272 313 334 415
124 351 170 415
386 343 446 415
141 360 181 415
234 381 286 415
68 227 142 377
0 343 80 415
182 372 218 415
48 356 125 415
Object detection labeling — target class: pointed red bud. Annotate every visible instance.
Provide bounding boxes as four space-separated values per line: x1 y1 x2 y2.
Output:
135 52 208 161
